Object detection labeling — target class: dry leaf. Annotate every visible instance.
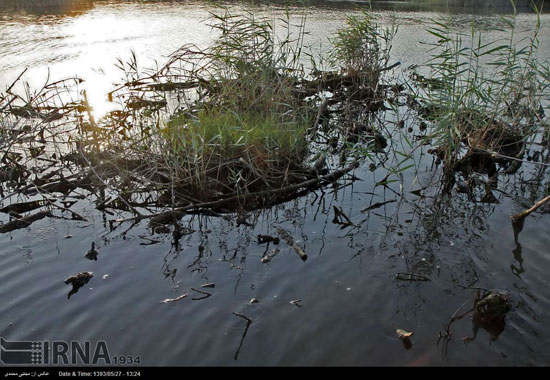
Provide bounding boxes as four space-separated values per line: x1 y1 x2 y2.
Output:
396 329 414 339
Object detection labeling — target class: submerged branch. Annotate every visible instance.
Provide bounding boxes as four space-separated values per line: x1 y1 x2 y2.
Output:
144 161 359 227
0 210 52 233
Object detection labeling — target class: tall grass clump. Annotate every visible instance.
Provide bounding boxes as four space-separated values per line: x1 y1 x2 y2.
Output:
331 10 397 91
156 8 315 199
409 1 550 190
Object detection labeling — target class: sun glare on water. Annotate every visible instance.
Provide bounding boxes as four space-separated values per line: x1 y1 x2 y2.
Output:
83 74 115 121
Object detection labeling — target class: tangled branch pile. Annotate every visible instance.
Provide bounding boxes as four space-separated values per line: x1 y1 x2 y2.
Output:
0 9 396 230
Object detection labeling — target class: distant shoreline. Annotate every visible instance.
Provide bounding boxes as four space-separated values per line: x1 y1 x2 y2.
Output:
0 0 546 13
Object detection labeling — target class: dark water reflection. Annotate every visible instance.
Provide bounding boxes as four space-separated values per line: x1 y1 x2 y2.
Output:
0 0 550 367
2 156 549 365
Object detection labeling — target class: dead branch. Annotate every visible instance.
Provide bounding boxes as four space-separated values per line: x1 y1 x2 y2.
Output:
510 195 550 222
142 160 359 227
437 299 472 358
275 227 307 262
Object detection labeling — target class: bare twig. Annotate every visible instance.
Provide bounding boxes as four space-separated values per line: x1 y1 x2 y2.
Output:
232 312 252 361
190 287 212 301
161 294 188 304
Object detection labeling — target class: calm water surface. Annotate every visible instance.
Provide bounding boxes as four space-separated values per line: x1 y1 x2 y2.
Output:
1 0 550 366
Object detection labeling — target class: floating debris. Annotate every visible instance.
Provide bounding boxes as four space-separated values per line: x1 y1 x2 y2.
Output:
261 248 280 263
161 294 188 304
396 328 414 349
465 289 511 343
249 298 260 304
64 271 94 287
257 234 280 244
64 271 93 299
396 329 414 339
290 299 302 307
201 283 215 289
276 227 307 261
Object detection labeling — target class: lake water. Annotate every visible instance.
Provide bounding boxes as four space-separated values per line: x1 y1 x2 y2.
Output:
1 0 550 366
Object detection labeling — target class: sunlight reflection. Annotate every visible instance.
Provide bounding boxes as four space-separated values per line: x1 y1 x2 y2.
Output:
83 72 115 120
